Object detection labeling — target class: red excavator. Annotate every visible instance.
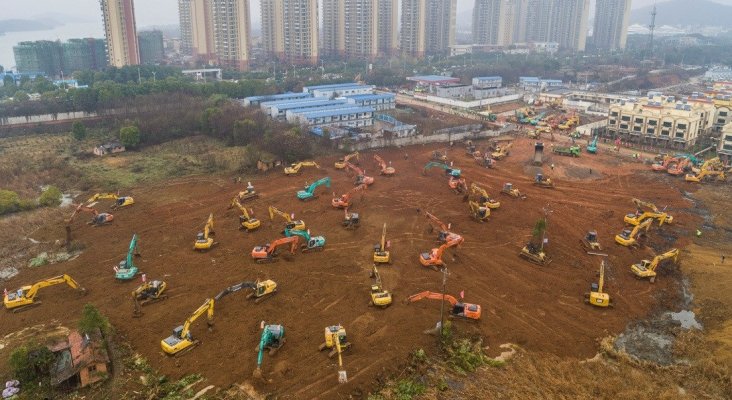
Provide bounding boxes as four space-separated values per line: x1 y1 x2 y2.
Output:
406 291 481 320
345 161 374 186
332 183 368 209
68 204 114 226
251 236 300 263
373 154 395 176
419 234 464 270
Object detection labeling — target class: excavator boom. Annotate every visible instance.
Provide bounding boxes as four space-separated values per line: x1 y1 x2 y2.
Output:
161 298 214 355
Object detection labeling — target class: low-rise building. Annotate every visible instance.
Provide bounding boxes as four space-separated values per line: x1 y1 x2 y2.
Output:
93 142 125 156
264 99 347 119
472 76 502 89
242 92 311 107
294 106 375 128
436 84 474 99
48 329 111 389
718 122 732 162
284 103 355 123
344 93 396 111
520 77 563 89
705 67 732 82
302 83 375 98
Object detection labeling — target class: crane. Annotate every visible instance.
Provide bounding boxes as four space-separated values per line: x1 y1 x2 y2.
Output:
86 192 134 210
115 233 140 280
491 142 512 160
215 279 278 304
470 183 500 209
624 198 673 226
284 161 319 175
231 198 260 231
253 323 286 379
297 177 331 200
406 291 481 320
585 261 611 307
631 248 679 282
131 277 167 317
615 218 653 247
335 152 359 169
369 266 392 307
419 234 464 270
268 205 305 231
373 223 391 263
68 204 114 226
4 274 85 312
342 207 360 229
469 201 489 222
161 298 214 356
423 162 461 178
448 176 468 194
345 161 374 186
193 213 216 251
331 183 367 209
285 229 326 252
251 236 300 263
373 154 395 176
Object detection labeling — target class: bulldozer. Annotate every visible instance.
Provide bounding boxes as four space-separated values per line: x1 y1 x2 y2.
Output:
491 142 512 160
193 214 216 251
369 266 392 307
581 230 602 252
519 242 551 266
161 298 214 356
630 248 679 283
284 161 319 176
4 274 86 312
234 181 259 203
253 323 286 379
500 183 526 199
319 325 352 358
533 173 554 188
131 277 167 317
406 291 481 321
232 199 261 231
585 260 611 307
373 223 391 263
251 236 300 263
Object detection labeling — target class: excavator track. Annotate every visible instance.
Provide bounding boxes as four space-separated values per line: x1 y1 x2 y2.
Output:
301 246 325 253
9 302 43 313
173 340 201 358
256 257 279 264
249 291 277 304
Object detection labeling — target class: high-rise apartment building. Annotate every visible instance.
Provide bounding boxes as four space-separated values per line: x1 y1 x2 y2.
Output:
100 0 140 67
178 0 193 55
262 0 318 64
401 0 456 58
322 0 345 56
322 0 397 59
188 0 215 63
473 0 515 46
343 0 378 59
593 0 631 51
377 0 399 56
138 30 165 65
524 0 588 51
211 0 252 70
14 39 106 75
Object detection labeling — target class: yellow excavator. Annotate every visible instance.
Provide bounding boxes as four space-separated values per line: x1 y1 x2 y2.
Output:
373 223 391 263
685 168 726 183
193 213 216 251
87 192 134 210
585 261 611 307
161 298 214 356
631 248 679 282
469 200 489 222
215 279 278 304
231 199 261 231
319 324 352 357
491 142 512 160
369 266 392 307
4 274 85 312
131 278 167 317
624 198 673 226
268 205 306 232
335 152 359 169
615 218 652 247
470 183 500 209
284 161 320 176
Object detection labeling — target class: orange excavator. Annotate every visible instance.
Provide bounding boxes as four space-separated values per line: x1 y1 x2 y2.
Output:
345 161 374 186
331 183 368 209
419 234 464 270
667 157 691 176
448 176 468 194
406 291 481 320
68 204 114 226
373 154 395 176
251 236 301 263
424 211 455 243
651 156 677 172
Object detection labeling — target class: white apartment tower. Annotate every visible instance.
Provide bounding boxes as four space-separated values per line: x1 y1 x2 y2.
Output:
322 0 345 56
178 0 193 55
377 0 399 56
524 0 588 51
100 0 140 67
210 0 251 70
262 0 319 64
473 0 516 46
593 0 632 51
401 0 456 58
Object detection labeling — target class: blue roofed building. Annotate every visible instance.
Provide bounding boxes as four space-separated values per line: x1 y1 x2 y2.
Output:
293 106 375 128
302 83 375 98
241 92 312 107
344 93 396 110
264 98 348 119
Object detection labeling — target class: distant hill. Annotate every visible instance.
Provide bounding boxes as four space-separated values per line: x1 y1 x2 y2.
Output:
0 19 62 34
630 0 732 26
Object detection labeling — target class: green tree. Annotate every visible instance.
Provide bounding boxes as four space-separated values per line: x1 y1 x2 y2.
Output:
0 189 21 215
71 121 87 141
13 90 29 102
9 343 55 384
532 217 547 238
78 304 111 336
119 125 141 148
38 186 62 207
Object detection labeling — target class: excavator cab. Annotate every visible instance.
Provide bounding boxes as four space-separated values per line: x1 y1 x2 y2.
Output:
451 303 482 320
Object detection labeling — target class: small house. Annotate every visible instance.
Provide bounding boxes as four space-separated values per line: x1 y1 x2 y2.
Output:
93 141 126 156
48 329 111 389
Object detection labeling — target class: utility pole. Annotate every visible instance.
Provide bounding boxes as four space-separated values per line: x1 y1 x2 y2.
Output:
439 266 449 345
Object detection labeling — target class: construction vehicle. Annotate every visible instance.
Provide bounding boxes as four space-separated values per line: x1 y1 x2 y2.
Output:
419 234 464 270
551 144 581 157
268 205 306 231
331 183 367 209
319 325 352 357
4 274 85 312
335 152 359 169
297 177 331 200
431 150 448 162
68 204 114 226
651 156 678 172
469 201 489 222
231 199 260 231
369 266 392 307
631 248 679 283
685 168 726 183
534 173 554 188
475 152 496 168
406 291 481 320
615 218 652 247
284 161 319 175
342 207 360 229
470 183 500 209
448 176 468 194
586 136 598 154
286 229 326 252
424 211 454 243
345 161 374 186
251 236 300 263
533 142 544 165
500 183 526 199
193 213 216 251
87 192 134 209
161 298 214 356
465 140 477 155
115 234 140 280
253 323 286 378
624 198 673 226
585 261 611 307
373 223 391 263
491 142 512 160
581 230 602 252
519 242 551 266
131 277 167 317
234 181 259 202
373 154 395 176
691 157 723 174
423 162 461 178
667 157 691 176
215 279 278 303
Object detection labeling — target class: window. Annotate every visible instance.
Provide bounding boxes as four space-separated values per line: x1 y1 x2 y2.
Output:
621 116 630 121
662 121 672 128
647 128 655 134
661 130 670 136
609 119 616 125
610 111 619 117
720 111 728 117
725 144 732 150
676 132 685 138
648 120 657 126
718 119 726 124
633 126 642 132
620 124 628 130
677 123 687 130
635 118 644 124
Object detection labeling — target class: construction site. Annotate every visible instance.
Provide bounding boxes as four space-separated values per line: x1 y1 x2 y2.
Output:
2 126 721 398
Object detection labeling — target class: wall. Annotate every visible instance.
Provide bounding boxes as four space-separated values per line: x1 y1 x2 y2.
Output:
340 124 516 151
413 93 522 109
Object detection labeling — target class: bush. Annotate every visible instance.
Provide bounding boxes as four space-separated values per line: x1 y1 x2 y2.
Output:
38 186 62 207
0 189 21 215
72 121 87 141
394 379 426 400
120 125 141 148
9 343 55 384
78 304 111 336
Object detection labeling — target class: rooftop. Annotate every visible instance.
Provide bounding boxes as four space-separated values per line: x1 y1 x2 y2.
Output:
299 106 375 119
261 98 344 109
406 75 461 84
288 103 357 114
344 93 396 101
474 76 502 80
303 82 372 92
244 92 310 102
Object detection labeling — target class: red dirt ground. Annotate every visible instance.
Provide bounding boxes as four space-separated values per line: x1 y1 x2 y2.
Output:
1 137 698 399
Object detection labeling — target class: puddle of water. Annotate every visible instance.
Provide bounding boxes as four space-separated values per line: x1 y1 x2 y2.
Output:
669 310 702 329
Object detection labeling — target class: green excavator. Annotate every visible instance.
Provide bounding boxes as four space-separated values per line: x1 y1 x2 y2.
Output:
115 234 140 280
253 323 286 379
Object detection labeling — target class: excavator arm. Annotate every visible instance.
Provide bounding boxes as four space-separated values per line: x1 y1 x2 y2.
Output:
435 235 464 259
203 214 214 240
651 248 679 270
631 218 653 238
406 291 458 306
631 198 659 213
425 211 449 233
267 236 301 257
215 281 257 301
179 298 215 340
24 274 82 300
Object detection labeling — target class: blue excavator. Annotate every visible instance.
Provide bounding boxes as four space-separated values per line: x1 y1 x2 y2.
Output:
115 234 140 280
297 177 331 201
587 135 598 154
253 323 286 379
